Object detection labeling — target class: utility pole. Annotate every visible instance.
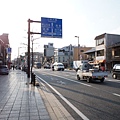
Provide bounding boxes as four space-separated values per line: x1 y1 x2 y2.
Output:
75 36 79 60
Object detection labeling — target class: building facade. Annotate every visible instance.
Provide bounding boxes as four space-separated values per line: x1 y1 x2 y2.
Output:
54 44 73 68
44 43 54 64
73 46 93 61
0 33 11 68
85 33 120 71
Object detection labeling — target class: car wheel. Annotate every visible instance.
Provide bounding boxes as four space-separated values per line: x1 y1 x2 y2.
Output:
113 74 117 79
87 77 92 83
100 78 104 82
77 75 80 80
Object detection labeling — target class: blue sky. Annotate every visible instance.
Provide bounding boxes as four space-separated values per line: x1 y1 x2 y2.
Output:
0 0 120 60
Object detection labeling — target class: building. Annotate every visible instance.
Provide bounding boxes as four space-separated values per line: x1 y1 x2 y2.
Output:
85 33 120 71
44 43 54 64
53 45 93 68
73 46 93 61
54 44 73 68
24 52 43 66
0 33 11 68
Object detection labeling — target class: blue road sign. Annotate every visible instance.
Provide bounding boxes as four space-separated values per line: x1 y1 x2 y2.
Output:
41 17 62 38
7 48 12 54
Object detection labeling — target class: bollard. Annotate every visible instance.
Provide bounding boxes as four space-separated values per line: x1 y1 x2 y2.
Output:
33 73 36 86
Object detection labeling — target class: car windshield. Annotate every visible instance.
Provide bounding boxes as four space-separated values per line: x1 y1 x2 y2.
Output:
57 64 63 66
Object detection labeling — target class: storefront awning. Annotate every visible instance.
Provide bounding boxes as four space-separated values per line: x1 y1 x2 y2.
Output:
97 60 106 63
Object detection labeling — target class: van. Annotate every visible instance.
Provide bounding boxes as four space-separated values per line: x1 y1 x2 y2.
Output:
52 62 64 71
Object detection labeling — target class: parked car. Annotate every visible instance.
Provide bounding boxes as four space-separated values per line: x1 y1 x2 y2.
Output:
0 65 9 75
112 64 120 79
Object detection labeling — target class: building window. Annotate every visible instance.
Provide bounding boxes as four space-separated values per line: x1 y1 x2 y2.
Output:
114 48 120 56
97 50 104 56
96 38 104 46
59 57 60 62
80 50 84 52
63 57 64 62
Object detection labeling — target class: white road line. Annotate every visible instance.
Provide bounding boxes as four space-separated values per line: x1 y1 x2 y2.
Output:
46 73 92 87
113 93 120 97
37 72 120 98
106 79 120 83
37 76 89 120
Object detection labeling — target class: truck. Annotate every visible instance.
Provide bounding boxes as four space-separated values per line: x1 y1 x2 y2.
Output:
76 61 108 83
73 60 89 72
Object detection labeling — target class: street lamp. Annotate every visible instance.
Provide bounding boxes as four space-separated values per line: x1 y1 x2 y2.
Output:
18 47 26 58
18 47 26 66
75 36 79 60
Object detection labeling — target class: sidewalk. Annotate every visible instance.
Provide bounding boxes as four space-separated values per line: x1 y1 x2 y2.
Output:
0 70 74 120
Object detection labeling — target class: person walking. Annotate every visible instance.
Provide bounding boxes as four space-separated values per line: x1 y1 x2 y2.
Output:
13 65 15 70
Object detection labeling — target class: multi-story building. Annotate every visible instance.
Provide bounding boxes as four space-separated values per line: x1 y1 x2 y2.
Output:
53 45 92 68
95 33 120 70
0 33 10 67
44 43 54 64
54 44 73 68
24 52 43 66
85 33 120 71
73 46 93 61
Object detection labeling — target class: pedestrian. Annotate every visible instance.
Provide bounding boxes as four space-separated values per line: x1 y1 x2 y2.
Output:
13 65 15 70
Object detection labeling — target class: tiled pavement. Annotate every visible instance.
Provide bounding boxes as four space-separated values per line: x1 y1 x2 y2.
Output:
0 70 75 120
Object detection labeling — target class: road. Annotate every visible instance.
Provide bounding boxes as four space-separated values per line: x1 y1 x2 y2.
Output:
33 68 120 120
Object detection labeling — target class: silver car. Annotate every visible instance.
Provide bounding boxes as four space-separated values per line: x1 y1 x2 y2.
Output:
0 65 9 75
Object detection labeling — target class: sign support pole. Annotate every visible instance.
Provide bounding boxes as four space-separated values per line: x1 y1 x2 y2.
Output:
27 19 30 78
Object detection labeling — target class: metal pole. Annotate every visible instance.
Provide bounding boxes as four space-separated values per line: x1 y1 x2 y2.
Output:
75 36 79 60
32 40 33 67
27 19 30 78
31 36 33 82
78 36 79 60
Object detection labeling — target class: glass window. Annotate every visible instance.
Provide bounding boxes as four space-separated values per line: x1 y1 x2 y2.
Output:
63 57 64 62
80 50 84 52
96 38 104 46
97 50 104 56
59 57 60 62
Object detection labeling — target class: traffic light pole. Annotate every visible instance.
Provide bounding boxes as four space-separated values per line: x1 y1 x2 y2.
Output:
27 19 41 78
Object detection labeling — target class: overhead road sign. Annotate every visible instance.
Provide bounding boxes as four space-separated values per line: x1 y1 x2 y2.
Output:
41 17 62 38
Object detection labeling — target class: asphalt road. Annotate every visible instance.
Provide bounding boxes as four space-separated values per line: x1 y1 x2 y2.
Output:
33 68 120 120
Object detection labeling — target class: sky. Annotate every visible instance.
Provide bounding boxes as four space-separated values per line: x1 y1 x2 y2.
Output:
0 0 120 60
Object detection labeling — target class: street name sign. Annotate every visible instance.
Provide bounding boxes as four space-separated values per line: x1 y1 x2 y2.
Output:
41 17 62 38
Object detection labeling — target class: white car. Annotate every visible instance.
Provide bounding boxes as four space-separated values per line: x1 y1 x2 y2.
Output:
52 62 64 71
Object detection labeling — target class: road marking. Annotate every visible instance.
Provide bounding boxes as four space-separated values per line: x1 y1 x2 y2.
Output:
37 76 89 120
57 80 66 85
46 73 92 87
106 79 120 83
37 72 120 98
113 93 120 97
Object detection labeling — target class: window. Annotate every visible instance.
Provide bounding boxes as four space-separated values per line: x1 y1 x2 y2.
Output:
96 38 104 46
63 57 64 62
97 50 104 56
80 50 84 52
114 48 120 56
59 57 60 62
